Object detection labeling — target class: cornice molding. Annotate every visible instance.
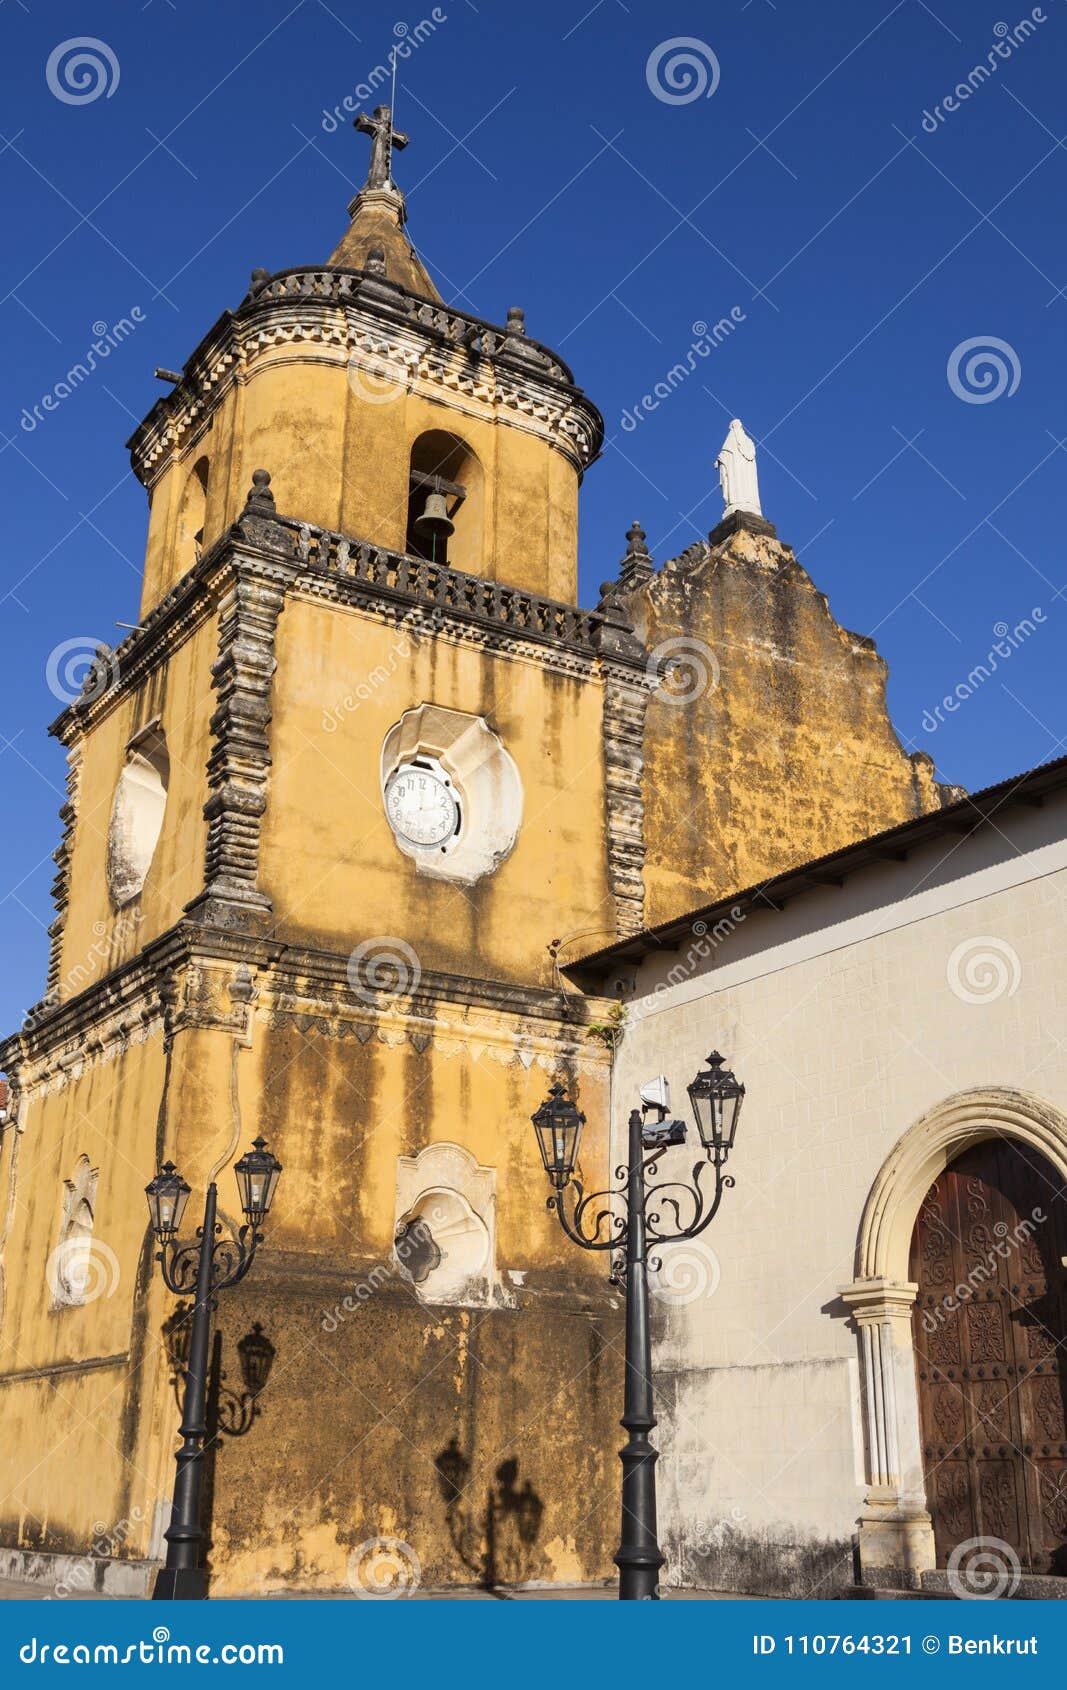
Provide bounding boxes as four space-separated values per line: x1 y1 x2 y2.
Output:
1 917 613 1097
127 271 604 485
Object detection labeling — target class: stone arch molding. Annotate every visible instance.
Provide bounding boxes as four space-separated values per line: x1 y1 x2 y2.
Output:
856 1087 1067 1284
394 1142 496 1308
841 1086 1067 1588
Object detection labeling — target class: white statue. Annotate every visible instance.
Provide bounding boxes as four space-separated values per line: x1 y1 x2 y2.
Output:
715 418 762 518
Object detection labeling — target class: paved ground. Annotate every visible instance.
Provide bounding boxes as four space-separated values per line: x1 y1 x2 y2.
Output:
0 1578 753 1601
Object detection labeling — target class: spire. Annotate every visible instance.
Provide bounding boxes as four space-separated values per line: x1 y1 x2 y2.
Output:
327 103 441 301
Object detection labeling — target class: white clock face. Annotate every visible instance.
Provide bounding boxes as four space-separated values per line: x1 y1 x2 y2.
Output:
385 763 459 848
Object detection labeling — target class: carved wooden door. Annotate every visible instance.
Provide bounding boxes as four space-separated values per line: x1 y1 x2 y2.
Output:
910 1138 1067 1575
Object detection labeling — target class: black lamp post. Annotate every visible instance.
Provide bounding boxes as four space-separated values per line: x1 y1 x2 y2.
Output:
145 1137 282 1600
532 1054 744 1600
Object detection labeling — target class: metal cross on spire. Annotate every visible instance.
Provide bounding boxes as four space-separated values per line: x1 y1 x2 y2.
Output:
354 104 409 190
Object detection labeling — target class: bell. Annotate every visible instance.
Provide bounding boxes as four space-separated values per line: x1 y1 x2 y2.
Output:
413 490 455 544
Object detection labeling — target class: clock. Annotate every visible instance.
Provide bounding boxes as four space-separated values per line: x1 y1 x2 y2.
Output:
385 760 460 849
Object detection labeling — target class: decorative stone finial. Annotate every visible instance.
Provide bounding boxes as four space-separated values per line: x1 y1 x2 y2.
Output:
618 520 654 591
228 964 256 1007
238 468 296 556
249 268 271 297
80 644 114 697
590 579 644 661
499 304 551 371
245 469 275 512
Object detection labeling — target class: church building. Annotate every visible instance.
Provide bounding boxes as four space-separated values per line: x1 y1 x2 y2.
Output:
579 757 1067 1597
0 110 971 1597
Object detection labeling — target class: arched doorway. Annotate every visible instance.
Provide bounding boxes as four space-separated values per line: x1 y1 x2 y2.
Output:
910 1137 1067 1575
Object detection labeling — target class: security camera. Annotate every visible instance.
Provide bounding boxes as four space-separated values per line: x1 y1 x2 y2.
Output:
641 1118 687 1150
639 1076 670 1114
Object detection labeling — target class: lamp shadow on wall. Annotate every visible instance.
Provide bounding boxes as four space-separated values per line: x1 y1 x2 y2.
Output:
434 1436 544 1596
161 1307 277 1579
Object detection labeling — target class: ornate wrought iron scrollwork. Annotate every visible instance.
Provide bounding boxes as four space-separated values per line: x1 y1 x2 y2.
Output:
157 1218 262 1299
549 1146 734 1255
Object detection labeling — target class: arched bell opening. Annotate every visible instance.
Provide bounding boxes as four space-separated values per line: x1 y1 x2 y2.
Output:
405 430 483 573
177 455 209 568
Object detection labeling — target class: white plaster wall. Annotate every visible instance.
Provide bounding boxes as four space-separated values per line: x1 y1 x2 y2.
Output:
612 796 1067 1591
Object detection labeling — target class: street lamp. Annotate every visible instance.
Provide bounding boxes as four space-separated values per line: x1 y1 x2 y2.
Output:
145 1137 282 1600
532 1054 744 1600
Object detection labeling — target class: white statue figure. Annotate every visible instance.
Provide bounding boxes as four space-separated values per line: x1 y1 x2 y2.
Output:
715 418 762 519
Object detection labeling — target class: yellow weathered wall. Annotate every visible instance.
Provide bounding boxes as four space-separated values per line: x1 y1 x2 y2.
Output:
139 353 583 618
260 598 611 989
0 1030 171 1561
631 528 945 924
1 948 624 1594
180 1004 621 1595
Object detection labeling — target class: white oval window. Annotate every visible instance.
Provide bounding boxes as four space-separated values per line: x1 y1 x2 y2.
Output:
107 723 169 909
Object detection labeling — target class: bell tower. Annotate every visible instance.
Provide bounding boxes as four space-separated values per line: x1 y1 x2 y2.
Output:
132 111 601 618
0 113 647 1597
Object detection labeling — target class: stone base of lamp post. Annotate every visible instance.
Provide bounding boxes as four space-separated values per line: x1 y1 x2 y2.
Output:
153 1567 209 1601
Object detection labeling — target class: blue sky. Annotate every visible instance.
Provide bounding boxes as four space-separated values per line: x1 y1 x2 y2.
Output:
1 0 1065 1031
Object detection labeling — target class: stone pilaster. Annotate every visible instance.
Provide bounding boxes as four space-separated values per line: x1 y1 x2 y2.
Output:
601 671 651 938
44 742 83 1005
841 1276 936 1588
186 560 288 933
